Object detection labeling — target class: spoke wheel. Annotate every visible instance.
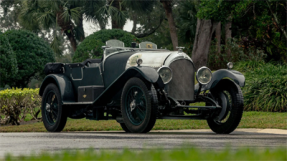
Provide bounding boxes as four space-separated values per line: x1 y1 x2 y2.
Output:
121 78 158 133
41 83 67 132
207 79 244 134
125 86 147 126
44 91 59 125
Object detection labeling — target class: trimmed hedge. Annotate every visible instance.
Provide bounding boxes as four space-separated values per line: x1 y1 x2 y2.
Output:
0 32 18 87
0 88 41 125
2 29 55 88
73 29 139 63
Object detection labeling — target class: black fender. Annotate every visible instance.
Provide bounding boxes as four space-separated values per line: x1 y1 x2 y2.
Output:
93 66 164 106
195 69 245 94
39 74 76 103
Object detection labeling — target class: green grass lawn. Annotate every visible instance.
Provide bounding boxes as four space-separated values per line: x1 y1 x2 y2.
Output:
0 112 286 132
4 147 286 161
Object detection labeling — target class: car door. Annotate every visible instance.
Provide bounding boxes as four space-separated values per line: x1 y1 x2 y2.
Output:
77 61 105 102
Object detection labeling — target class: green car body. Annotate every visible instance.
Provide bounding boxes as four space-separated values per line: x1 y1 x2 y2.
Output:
39 40 245 134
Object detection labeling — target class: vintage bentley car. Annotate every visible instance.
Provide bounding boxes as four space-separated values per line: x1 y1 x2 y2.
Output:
39 40 245 134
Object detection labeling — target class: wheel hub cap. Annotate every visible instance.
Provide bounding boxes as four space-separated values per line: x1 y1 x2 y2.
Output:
130 100 136 112
46 103 51 112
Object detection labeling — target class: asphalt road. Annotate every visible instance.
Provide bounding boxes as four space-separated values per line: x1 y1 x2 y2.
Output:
0 129 286 157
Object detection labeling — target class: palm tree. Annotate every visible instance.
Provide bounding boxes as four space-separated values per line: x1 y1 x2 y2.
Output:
19 0 83 51
86 0 156 30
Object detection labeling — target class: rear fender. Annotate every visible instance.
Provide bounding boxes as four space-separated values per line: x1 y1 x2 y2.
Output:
93 66 164 106
39 74 76 103
195 69 245 94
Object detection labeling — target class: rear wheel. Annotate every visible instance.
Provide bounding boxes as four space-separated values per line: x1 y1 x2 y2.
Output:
121 78 158 133
207 79 244 134
120 123 130 133
41 83 67 132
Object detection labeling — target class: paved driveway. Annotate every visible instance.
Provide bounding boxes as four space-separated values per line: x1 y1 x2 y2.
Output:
0 129 286 157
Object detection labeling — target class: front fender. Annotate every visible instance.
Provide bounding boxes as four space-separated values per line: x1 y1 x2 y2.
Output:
93 66 164 106
39 74 76 102
195 69 245 94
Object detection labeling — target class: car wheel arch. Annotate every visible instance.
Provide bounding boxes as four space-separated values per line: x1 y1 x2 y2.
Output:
39 75 76 103
39 76 59 97
195 69 245 94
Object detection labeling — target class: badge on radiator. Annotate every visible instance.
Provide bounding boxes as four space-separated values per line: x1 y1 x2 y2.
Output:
83 95 87 98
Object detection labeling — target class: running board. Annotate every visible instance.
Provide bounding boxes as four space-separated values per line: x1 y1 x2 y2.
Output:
175 105 219 110
159 115 206 120
62 102 93 106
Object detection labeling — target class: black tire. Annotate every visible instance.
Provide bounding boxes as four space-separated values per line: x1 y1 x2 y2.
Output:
207 79 244 134
120 123 131 133
41 83 67 132
121 78 158 133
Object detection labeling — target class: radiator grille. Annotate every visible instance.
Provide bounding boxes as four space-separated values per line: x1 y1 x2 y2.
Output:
167 59 195 101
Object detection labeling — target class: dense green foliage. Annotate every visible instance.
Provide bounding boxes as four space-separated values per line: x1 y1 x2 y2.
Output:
208 38 265 70
73 29 139 62
0 32 18 87
5 147 287 161
176 0 198 46
3 30 54 87
197 0 287 63
235 62 287 112
141 1 198 52
0 88 41 125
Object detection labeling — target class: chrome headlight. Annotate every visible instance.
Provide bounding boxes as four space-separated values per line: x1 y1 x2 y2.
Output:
136 58 143 66
227 62 233 69
157 67 172 84
196 67 212 85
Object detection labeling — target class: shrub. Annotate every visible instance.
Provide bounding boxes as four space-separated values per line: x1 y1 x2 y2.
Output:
241 63 287 112
0 32 18 87
234 60 265 72
207 38 266 70
0 88 41 125
73 29 139 62
3 29 55 88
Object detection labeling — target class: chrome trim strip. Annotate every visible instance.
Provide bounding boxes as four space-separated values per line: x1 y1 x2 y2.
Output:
70 67 83 81
99 64 105 85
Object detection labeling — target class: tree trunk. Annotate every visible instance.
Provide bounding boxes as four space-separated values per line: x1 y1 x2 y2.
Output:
111 0 124 29
215 22 221 54
99 21 106 30
161 1 178 51
112 18 124 29
131 13 137 34
56 6 77 51
191 19 218 70
77 14 85 42
225 16 232 59
65 30 77 51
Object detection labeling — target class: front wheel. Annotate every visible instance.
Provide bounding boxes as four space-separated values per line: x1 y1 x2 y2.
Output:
41 83 67 132
121 78 158 133
207 79 244 134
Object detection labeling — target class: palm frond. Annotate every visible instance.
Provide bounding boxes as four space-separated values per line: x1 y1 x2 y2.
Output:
37 10 55 29
122 0 156 13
